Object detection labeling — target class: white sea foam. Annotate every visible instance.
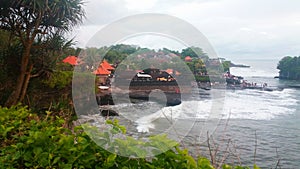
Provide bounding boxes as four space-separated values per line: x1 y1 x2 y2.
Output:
135 100 205 132
221 89 297 120
134 88 297 132
99 84 297 133
135 99 224 132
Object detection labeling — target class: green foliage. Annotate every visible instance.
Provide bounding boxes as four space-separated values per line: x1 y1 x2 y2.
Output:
0 105 105 168
181 47 209 60
195 75 210 82
83 119 179 158
42 70 96 92
110 44 138 55
277 56 300 80
197 157 214 169
186 59 207 74
93 44 138 64
105 50 127 64
1 0 85 106
43 71 73 89
1 0 85 33
222 61 231 72
222 164 261 169
160 47 181 56
0 105 261 169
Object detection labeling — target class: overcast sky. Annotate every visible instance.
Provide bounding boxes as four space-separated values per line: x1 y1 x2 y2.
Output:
70 0 300 61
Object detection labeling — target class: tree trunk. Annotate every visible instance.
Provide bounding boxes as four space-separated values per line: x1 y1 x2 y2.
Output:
5 42 32 107
19 64 33 103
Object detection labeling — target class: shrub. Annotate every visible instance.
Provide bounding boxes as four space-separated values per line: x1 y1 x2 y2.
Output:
43 70 73 89
0 105 106 168
0 105 260 168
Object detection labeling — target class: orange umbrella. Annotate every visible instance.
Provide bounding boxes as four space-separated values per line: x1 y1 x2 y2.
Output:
93 65 111 75
101 60 114 70
63 56 79 65
184 56 192 62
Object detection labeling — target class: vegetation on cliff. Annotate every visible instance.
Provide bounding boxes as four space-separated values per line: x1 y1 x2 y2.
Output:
0 0 85 106
277 56 300 80
0 1 263 168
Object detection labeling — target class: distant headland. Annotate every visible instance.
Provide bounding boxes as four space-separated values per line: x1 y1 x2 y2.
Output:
230 62 250 68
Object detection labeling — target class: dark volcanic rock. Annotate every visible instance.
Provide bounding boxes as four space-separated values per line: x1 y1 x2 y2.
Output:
100 109 119 116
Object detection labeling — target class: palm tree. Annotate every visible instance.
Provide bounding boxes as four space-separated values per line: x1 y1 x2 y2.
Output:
1 0 85 106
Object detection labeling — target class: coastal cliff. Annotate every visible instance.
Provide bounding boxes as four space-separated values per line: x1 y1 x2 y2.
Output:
277 56 300 80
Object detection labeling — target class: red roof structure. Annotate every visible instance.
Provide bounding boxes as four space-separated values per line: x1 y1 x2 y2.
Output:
101 60 114 70
184 56 192 62
93 65 111 75
62 56 80 65
165 69 173 74
175 71 181 75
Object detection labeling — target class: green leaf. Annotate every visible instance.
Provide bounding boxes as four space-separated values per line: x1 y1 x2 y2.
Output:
253 164 261 169
52 157 61 165
222 164 233 169
234 166 250 169
33 147 43 156
25 162 32 167
104 154 116 167
2 126 14 137
60 163 73 169
197 157 214 169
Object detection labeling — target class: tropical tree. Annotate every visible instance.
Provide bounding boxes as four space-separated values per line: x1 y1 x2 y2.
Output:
222 60 231 72
277 56 300 80
159 47 180 56
0 0 85 106
110 44 138 55
181 46 209 60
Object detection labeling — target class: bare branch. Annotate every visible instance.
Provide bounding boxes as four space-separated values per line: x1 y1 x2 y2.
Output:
30 69 43 78
275 147 281 169
218 139 231 169
207 131 215 166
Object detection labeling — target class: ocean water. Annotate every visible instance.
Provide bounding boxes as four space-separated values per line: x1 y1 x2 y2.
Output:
221 59 300 167
96 59 300 168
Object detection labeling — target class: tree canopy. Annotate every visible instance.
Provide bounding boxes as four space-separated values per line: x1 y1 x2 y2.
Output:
277 56 300 80
0 0 85 106
181 46 208 60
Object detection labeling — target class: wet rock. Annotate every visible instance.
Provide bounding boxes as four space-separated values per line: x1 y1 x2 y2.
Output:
100 109 119 116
